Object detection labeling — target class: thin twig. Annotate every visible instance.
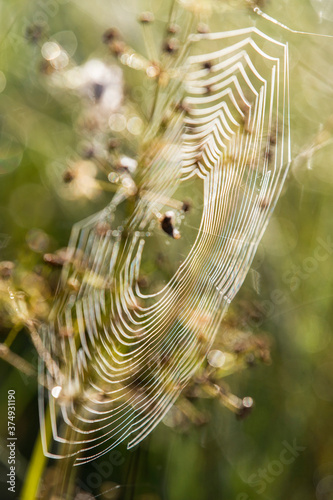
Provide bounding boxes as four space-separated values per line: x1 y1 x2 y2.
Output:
0 344 36 377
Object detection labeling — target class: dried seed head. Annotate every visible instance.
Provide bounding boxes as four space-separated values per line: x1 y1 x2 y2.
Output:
247 0 266 9
138 275 149 288
181 200 191 213
259 197 269 210
109 40 126 56
175 100 192 114
185 124 195 135
236 397 254 420
63 170 75 183
25 24 44 44
0 261 14 280
203 61 213 71
59 326 74 337
269 133 277 146
160 211 181 239
158 71 170 87
67 278 80 292
146 63 160 79
43 248 70 267
117 156 138 174
138 11 155 24
167 23 180 34
107 138 120 151
81 145 95 159
245 353 256 367
102 27 121 44
26 229 50 253
95 222 112 237
197 23 210 34
39 59 55 75
92 82 105 101
163 38 180 54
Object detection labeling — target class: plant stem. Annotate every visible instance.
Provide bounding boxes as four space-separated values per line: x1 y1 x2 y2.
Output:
20 405 52 500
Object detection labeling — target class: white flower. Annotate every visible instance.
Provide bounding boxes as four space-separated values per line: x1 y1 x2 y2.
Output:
55 59 123 126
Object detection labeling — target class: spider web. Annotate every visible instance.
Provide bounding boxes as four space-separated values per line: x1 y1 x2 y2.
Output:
39 27 290 464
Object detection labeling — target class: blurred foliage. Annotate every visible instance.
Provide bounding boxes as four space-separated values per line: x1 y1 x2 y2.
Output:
0 0 333 499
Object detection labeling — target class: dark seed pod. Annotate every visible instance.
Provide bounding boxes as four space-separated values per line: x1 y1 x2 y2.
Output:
160 211 180 239
161 215 174 236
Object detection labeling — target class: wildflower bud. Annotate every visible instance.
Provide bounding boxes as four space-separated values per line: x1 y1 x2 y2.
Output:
163 38 179 54
102 27 121 44
0 261 14 280
138 12 155 24
197 23 210 34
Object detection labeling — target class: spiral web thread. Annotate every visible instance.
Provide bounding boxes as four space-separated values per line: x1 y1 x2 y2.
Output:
39 27 290 464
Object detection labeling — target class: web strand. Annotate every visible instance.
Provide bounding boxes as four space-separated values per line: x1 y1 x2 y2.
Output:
39 27 291 464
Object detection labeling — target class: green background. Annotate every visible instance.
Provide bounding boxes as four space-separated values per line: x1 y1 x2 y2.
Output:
0 0 333 499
